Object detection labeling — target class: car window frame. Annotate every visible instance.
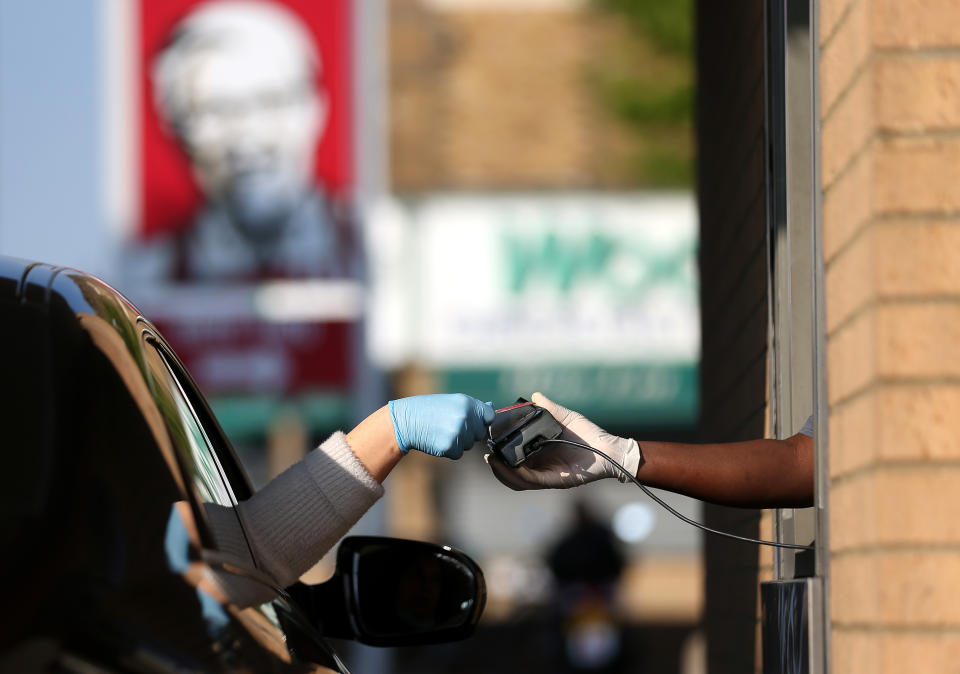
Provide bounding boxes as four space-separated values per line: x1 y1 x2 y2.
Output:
148 340 240 507
141 328 255 503
137 325 258 561
138 327 349 671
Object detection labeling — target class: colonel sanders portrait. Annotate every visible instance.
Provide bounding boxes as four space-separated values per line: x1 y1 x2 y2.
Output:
138 0 358 282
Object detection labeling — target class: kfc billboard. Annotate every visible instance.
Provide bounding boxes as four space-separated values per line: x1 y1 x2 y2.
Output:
138 0 355 280
123 0 361 409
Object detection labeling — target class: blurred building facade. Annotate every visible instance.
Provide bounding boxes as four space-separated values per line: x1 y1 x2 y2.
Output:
388 0 701 640
384 1 704 672
389 0 692 192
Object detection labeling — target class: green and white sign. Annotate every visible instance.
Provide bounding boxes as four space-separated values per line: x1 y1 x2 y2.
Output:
369 193 699 427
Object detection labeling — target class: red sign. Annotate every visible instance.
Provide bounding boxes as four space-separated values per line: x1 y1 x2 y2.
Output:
152 318 352 394
131 0 359 401
139 0 352 240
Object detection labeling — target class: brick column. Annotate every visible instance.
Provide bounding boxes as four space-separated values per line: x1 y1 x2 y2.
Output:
820 1 960 671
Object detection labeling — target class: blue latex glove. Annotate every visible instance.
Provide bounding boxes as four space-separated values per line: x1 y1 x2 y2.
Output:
388 394 495 459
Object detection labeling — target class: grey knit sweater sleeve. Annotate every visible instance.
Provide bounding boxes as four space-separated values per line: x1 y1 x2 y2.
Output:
236 431 385 588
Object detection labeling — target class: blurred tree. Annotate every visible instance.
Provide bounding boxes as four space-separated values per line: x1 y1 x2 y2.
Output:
589 0 695 187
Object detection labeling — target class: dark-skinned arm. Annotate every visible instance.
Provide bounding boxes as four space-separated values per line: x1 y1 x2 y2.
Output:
487 392 814 509
634 433 814 508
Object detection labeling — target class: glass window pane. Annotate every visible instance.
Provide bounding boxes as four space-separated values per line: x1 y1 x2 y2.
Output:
144 343 235 508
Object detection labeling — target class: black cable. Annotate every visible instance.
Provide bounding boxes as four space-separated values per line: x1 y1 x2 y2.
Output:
539 438 815 551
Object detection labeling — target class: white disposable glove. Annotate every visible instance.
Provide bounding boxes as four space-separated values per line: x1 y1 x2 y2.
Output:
485 392 642 490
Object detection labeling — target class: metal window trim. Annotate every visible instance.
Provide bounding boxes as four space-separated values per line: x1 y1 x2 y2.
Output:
810 0 832 670
764 0 830 671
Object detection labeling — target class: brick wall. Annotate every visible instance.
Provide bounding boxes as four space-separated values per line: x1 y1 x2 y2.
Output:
820 0 960 671
695 1 769 672
389 0 650 191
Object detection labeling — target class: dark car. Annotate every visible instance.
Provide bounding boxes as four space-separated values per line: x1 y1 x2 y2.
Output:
0 257 485 673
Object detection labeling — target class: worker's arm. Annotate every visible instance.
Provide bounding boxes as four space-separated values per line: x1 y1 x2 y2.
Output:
487 392 814 509
634 434 813 508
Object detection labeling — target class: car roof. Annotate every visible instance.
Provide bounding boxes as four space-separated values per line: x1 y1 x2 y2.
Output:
0 256 142 323
0 254 255 547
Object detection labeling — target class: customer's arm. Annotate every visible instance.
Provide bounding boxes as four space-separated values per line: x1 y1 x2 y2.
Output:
344 405 403 482
229 395 494 589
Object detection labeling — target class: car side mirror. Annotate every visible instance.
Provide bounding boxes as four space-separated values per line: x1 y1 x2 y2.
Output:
290 536 486 647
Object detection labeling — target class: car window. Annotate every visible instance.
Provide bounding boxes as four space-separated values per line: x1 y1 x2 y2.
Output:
139 338 340 668
144 341 236 508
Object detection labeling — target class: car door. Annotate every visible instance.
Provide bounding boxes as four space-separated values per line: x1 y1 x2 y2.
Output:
140 329 348 673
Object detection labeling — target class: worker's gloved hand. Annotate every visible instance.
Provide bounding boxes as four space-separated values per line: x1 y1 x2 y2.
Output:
486 392 641 489
389 394 495 459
